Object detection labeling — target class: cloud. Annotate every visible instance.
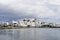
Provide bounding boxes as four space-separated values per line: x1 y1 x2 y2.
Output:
0 4 37 21
0 0 60 23
48 0 60 5
0 0 56 17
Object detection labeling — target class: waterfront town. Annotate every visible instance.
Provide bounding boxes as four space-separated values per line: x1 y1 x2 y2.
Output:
0 18 60 29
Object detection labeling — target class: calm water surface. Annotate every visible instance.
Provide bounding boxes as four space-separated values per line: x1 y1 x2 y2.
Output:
0 28 60 40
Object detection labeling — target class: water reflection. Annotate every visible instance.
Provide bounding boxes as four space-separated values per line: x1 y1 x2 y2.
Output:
0 28 60 40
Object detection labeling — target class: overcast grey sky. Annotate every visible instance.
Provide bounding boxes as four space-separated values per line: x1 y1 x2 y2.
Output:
0 0 60 23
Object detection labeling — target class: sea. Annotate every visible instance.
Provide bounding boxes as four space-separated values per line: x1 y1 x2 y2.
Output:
0 28 60 40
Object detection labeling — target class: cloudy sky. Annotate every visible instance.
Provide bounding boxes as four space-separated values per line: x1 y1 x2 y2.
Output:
0 0 60 23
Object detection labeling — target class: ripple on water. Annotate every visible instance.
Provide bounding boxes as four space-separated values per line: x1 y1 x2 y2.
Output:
0 28 60 40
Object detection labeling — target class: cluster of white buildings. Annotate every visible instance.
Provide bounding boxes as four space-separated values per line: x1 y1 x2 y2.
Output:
10 18 42 28
0 18 60 28
0 21 9 27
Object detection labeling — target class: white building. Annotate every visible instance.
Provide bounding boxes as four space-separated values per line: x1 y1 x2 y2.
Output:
0 21 9 27
10 21 18 27
19 21 27 27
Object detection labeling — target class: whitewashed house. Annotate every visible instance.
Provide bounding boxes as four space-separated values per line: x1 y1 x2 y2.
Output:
19 20 27 27
4 22 9 26
0 21 9 27
10 21 18 27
